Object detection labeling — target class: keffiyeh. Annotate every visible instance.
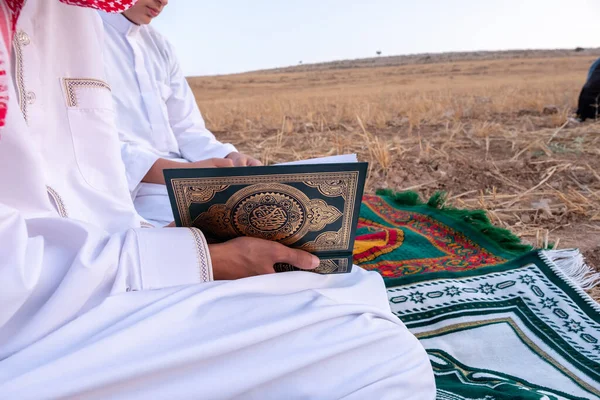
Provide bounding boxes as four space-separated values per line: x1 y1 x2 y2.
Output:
0 0 136 128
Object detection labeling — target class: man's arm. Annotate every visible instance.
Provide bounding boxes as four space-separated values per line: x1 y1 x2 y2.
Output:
118 141 234 188
162 40 249 163
0 202 317 358
0 95 214 356
119 141 161 191
0 199 220 356
142 157 234 185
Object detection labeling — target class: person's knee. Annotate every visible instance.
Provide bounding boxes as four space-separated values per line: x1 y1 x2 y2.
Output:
387 330 436 399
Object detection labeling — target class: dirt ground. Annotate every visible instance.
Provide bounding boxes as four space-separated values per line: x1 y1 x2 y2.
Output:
188 49 600 298
216 117 600 268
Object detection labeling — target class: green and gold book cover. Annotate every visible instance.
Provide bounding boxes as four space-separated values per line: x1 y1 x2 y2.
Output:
164 162 368 274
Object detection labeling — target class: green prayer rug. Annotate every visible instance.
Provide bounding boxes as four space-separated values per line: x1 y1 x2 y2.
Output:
354 192 600 400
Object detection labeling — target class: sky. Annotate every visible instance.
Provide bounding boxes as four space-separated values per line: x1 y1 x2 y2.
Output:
153 0 600 77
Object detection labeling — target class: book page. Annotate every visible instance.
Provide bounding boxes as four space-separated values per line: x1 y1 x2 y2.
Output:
275 154 358 166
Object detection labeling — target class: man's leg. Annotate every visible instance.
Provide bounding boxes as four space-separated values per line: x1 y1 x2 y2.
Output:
0 268 435 399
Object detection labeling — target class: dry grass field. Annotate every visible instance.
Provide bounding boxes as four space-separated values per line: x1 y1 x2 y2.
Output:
188 49 600 298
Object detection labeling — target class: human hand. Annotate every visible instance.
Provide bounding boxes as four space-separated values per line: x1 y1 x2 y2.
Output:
226 152 263 167
208 237 319 280
189 158 234 168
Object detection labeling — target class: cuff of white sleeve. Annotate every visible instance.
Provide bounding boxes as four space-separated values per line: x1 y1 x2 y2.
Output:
134 227 213 290
215 143 238 159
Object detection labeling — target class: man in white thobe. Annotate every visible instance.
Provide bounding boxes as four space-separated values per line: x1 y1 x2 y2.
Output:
0 1 435 399
101 0 261 227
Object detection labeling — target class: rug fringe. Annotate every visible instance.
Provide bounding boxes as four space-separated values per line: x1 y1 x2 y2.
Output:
541 249 600 291
376 189 533 255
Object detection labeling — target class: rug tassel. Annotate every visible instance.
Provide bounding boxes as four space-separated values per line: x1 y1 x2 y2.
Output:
376 190 532 254
542 249 600 291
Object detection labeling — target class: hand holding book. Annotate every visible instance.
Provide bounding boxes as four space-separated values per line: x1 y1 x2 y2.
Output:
208 237 320 279
164 155 367 274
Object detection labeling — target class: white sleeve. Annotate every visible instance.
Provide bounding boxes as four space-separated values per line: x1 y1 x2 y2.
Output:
164 42 237 162
0 202 212 357
0 106 212 357
120 140 161 192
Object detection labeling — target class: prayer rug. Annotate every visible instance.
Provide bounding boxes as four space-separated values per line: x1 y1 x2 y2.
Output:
354 192 600 399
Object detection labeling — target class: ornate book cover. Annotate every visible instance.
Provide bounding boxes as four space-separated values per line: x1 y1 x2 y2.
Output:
164 163 368 274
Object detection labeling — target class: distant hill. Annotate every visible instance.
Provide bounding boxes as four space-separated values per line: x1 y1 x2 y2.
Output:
249 48 600 75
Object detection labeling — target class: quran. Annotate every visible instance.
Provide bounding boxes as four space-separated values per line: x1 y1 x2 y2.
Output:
164 156 367 274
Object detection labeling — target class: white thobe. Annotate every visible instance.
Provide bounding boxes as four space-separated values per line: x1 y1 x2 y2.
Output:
0 1 435 399
100 12 237 227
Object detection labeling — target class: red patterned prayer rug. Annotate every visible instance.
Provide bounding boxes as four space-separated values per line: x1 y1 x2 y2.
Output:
353 192 532 287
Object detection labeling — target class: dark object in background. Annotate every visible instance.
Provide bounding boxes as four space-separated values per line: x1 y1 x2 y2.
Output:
577 58 600 121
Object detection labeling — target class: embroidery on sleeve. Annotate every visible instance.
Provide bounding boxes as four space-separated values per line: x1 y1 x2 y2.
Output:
189 228 213 283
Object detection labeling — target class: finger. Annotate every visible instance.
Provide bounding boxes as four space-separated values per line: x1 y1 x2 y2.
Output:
164 221 176 228
249 158 263 166
275 246 320 270
212 158 234 168
238 156 252 167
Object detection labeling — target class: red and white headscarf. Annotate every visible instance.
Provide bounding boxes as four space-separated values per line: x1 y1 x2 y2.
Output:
0 0 137 128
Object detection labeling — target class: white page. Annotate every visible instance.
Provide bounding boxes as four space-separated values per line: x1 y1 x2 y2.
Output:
275 154 358 166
